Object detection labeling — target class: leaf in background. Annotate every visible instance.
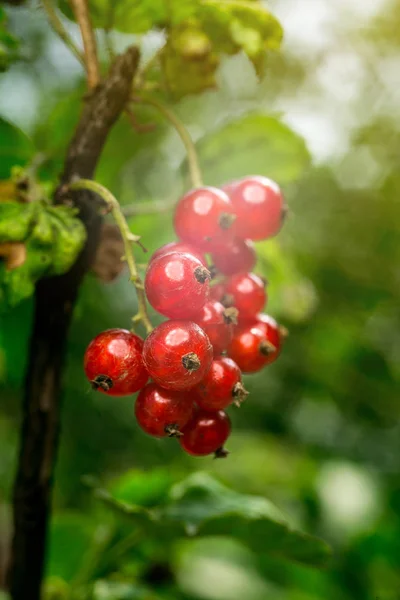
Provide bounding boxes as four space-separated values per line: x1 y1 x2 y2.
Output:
58 0 167 34
162 1 282 98
197 113 311 186
162 472 331 568
0 117 34 179
256 239 319 322
110 468 176 508
0 203 86 311
161 25 219 99
47 512 96 582
0 7 19 73
92 580 157 600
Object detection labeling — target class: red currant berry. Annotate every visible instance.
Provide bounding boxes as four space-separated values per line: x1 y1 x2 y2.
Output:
227 323 275 373
238 314 285 366
145 252 211 320
211 238 256 276
195 357 248 410
193 301 238 356
150 241 206 266
135 382 194 437
224 272 266 318
142 320 213 391
84 329 148 396
174 187 236 252
228 176 286 241
180 409 231 457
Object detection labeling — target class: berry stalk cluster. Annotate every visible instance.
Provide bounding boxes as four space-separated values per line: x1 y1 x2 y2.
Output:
84 176 288 458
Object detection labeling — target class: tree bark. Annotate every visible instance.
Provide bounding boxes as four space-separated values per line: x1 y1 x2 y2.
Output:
8 46 139 600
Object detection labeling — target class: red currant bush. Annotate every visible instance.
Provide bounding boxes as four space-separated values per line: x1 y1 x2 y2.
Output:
193 300 238 356
195 357 248 410
228 175 286 241
211 238 256 276
145 251 211 319
142 320 213 390
224 272 267 318
174 186 236 252
180 409 231 457
135 382 194 437
84 329 149 396
149 241 206 266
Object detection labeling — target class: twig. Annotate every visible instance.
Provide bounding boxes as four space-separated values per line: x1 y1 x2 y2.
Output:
69 0 100 89
41 0 85 66
69 179 153 334
8 46 140 600
135 96 203 189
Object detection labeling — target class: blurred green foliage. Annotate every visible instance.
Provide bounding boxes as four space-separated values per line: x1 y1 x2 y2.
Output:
0 0 400 599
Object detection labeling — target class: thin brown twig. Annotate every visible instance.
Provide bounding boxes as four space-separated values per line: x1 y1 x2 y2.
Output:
42 0 85 66
69 0 100 89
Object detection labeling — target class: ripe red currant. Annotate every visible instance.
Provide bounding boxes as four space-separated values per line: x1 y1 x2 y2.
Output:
227 323 276 373
142 320 213 391
145 252 210 320
193 300 238 356
174 187 236 252
224 272 266 317
149 241 206 266
195 357 248 410
228 176 286 241
135 382 194 437
84 329 148 396
180 409 231 457
211 238 256 276
238 313 285 366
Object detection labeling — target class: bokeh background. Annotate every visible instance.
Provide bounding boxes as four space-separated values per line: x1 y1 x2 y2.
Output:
1 0 400 598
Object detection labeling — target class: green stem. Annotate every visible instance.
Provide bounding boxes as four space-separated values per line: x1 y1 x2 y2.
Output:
41 0 85 67
69 179 153 334
136 96 203 189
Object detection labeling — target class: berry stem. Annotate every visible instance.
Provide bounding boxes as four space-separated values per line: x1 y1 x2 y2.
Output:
69 179 153 333
135 95 203 189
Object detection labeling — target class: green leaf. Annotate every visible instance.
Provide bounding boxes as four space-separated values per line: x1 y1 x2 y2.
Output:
0 117 34 179
92 580 155 600
58 0 167 34
0 7 19 73
0 202 86 311
0 201 40 241
109 468 175 508
162 473 331 568
196 113 311 186
161 27 219 99
45 206 87 275
47 512 96 582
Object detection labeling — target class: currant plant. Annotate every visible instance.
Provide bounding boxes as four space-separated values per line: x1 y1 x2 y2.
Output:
0 1 334 598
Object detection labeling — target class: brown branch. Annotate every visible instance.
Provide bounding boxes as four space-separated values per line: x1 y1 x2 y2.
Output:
7 46 140 600
69 0 100 89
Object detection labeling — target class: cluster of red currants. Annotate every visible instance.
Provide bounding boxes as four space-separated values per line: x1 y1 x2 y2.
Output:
84 176 287 458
